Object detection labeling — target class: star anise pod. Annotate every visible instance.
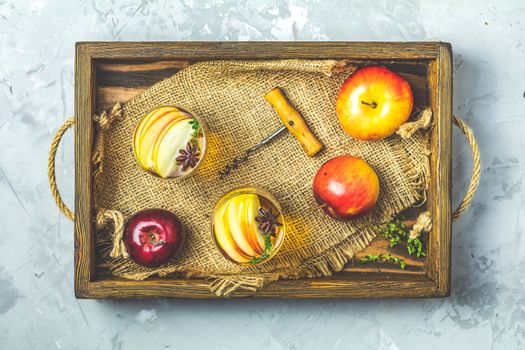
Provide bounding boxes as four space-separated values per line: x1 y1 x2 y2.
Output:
175 141 201 171
255 207 282 237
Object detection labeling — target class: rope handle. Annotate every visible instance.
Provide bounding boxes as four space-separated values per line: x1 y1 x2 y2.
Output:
452 115 481 220
47 116 480 222
48 118 75 221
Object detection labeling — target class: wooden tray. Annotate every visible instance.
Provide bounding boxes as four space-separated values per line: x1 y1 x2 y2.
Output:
74 42 452 298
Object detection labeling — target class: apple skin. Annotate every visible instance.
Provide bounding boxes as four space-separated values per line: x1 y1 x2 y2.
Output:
123 209 185 267
132 106 203 178
336 65 413 141
313 155 379 220
212 193 266 264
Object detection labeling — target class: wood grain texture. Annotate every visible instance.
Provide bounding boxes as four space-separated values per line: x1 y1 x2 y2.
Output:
79 41 442 60
74 43 95 298
94 60 428 112
428 44 453 296
94 231 427 278
75 41 452 299
85 275 437 299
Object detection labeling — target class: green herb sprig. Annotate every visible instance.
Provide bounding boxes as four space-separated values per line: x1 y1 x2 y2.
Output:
249 235 273 265
189 118 200 138
360 253 406 269
374 220 426 258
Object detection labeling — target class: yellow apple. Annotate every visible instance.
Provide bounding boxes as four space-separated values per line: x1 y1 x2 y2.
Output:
336 66 413 140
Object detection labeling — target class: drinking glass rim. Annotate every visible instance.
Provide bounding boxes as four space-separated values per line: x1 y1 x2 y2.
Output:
210 187 286 266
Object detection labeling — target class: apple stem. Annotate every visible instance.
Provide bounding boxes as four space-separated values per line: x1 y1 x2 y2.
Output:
361 100 377 109
316 203 328 210
149 232 166 246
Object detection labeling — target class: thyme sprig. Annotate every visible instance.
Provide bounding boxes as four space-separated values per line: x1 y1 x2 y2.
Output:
373 220 426 258
360 253 406 269
360 219 427 270
189 118 201 138
249 235 273 265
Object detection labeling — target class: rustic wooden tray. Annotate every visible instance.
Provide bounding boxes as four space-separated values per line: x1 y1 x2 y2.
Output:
74 42 452 299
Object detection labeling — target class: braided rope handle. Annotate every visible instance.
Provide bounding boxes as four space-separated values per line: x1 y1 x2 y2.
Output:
47 116 480 221
48 118 75 221
452 116 481 220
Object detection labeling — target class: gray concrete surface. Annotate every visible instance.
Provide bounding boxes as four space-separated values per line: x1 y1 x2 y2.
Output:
0 0 523 349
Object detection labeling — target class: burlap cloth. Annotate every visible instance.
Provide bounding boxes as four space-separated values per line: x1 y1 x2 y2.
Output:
94 60 431 296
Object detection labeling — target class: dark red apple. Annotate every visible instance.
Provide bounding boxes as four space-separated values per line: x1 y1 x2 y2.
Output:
313 155 380 220
124 208 185 267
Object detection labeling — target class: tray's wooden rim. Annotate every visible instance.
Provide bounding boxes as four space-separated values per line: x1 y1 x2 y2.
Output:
74 41 452 299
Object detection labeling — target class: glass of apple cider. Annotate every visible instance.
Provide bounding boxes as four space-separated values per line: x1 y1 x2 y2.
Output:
132 106 207 179
211 187 285 266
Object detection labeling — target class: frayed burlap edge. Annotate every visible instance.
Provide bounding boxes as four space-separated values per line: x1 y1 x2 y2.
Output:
95 219 378 296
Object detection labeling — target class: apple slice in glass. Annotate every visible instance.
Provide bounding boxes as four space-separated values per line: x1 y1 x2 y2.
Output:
211 188 285 266
132 106 207 179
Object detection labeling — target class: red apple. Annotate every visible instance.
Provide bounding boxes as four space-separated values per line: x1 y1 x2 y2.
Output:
336 65 413 140
313 155 379 220
124 208 185 267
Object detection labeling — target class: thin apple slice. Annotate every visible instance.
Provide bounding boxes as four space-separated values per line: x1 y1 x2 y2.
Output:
136 110 179 170
237 197 262 255
133 107 178 164
137 116 177 170
140 116 178 172
227 195 258 257
140 113 189 172
243 194 265 254
213 202 251 263
135 107 179 143
153 117 194 178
